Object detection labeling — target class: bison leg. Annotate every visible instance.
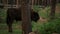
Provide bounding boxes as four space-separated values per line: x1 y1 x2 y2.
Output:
7 17 14 33
8 21 13 33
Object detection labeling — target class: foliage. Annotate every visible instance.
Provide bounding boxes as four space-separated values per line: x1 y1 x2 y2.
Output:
0 23 22 34
0 8 7 23
32 5 60 34
32 18 60 34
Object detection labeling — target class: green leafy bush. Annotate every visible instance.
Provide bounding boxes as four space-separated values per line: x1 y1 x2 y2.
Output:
39 18 60 34
0 9 7 23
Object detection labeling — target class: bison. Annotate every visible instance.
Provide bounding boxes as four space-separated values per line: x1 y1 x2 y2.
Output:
6 8 40 32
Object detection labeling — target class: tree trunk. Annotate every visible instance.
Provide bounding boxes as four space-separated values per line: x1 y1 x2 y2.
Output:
21 0 32 34
42 0 47 6
47 0 51 6
39 0 42 5
50 0 56 19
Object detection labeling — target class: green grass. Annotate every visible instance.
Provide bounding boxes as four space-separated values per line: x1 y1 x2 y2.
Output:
0 18 60 34
0 23 22 34
32 18 60 34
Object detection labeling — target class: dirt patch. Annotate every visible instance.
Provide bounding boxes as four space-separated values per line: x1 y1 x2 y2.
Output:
38 17 48 23
55 5 60 13
15 25 22 29
52 33 58 34
29 32 35 34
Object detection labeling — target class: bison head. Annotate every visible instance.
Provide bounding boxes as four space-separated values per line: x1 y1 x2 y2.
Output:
31 9 40 22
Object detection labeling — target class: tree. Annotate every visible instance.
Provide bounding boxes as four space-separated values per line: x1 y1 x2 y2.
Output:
42 0 47 6
21 0 32 34
47 0 51 6
50 0 56 19
0 0 2 3
57 0 60 3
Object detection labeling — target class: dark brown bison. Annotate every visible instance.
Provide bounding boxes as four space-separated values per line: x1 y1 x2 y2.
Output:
6 8 40 32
